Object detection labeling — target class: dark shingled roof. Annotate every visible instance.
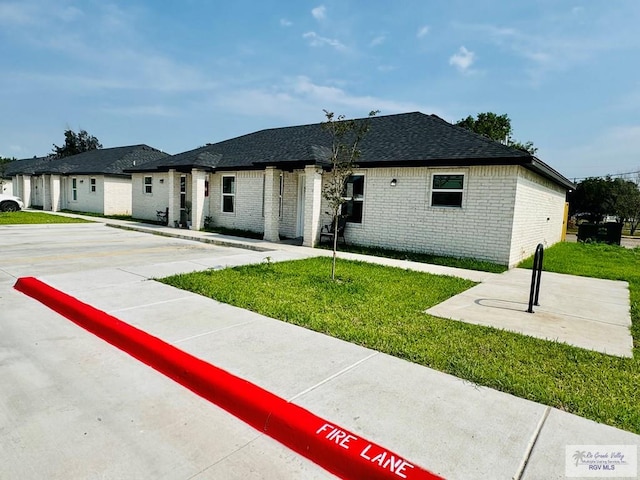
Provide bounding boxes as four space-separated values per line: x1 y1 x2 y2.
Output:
126 112 573 189
5 145 168 177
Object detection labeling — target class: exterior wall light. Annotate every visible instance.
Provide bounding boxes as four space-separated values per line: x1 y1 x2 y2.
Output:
390 178 397 187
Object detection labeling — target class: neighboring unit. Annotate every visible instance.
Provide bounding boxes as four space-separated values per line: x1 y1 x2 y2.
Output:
6 146 168 216
127 112 574 267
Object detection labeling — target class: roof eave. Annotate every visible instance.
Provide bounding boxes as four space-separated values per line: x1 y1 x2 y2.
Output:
525 158 575 190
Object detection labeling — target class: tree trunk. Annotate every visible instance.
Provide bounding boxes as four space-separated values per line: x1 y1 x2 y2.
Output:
331 214 339 281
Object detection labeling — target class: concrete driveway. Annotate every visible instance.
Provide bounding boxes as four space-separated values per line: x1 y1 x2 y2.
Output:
2 223 638 479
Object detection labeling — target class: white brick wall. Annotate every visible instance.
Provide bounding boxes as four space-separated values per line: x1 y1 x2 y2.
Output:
131 172 171 221
62 175 104 213
207 171 264 233
316 165 566 266
508 169 567 266
104 177 133 215
1 178 12 195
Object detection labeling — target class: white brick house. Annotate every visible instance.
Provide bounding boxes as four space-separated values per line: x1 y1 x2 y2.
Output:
128 113 573 267
6 146 167 216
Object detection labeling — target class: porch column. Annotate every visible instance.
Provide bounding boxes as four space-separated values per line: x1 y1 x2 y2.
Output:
167 169 177 226
263 167 281 242
50 175 61 211
191 169 206 230
21 175 31 207
303 165 323 247
43 175 51 211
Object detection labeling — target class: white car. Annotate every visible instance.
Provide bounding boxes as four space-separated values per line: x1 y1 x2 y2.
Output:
0 193 24 212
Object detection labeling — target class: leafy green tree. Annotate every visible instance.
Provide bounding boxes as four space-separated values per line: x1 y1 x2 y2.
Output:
322 109 378 280
611 177 640 234
569 177 613 223
569 176 640 232
52 129 102 158
456 112 538 155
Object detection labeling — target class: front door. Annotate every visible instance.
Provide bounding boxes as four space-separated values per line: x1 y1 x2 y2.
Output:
179 175 187 225
296 174 306 238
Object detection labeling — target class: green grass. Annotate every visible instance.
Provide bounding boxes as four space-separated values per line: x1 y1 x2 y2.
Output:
321 243 508 273
0 211 92 224
160 251 640 434
60 209 133 221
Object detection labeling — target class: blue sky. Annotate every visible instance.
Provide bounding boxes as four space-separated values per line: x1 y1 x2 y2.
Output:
1 0 639 181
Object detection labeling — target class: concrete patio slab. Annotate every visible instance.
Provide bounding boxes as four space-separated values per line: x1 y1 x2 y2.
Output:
427 268 634 357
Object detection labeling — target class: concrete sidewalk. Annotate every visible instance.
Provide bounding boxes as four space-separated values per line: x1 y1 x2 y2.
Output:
2 221 638 479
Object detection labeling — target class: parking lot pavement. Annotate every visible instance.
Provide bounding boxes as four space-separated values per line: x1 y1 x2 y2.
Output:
1 224 336 479
2 224 639 480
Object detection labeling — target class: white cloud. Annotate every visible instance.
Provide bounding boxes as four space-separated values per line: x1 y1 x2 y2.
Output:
280 18 292 27
311 5 326 21
303 31 346 51
213 76 442 123
449 46 475 72
370 35 385 47
417 25 430 38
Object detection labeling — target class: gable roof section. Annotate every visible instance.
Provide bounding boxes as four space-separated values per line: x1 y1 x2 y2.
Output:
127 112 573 189
6 145 168 177
3 156 50 176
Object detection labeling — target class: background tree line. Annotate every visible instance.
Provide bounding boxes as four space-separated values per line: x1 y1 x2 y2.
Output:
569 176 640 234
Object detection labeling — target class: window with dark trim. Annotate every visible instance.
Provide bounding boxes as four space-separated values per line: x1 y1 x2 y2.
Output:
342 174 364 223
71 177 77 201
431 174 464 207
222 175 235 213
144 176 153 194
90 177 96 193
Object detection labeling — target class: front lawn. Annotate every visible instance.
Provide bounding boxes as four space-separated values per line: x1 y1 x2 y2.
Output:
159 247 640 434
0 211 92 225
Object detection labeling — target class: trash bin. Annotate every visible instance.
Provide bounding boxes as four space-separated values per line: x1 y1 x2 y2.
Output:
577 222 622 245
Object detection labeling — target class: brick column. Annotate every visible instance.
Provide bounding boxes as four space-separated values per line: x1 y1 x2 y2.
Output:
167 169 177 226
263 167 281 242
50 175 61 211
191 169 207 230
21 175 32 207
303 165 323 247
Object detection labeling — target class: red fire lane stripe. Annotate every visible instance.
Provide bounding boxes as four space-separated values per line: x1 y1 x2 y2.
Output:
14 277 444 480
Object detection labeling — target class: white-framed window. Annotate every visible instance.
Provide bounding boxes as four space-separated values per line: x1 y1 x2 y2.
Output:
144 176 153 194
71 177 77 201
222 175 235 213
342 174 364 223
431 173 464 207
90 177 96 193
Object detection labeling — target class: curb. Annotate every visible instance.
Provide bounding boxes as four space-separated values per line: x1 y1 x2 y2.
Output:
14 277 443 480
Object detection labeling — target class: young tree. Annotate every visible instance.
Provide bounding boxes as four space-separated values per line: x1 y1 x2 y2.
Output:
52 129 102 158
455 112 538 155
322 109 378 280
